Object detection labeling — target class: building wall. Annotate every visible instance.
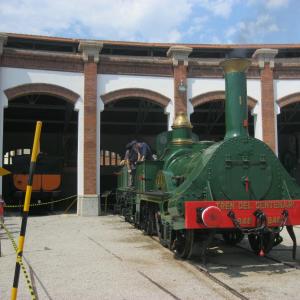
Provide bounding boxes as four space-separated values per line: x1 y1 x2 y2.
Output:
1 39 300 213
98 74 174 126
0 67 84 97
274 79 300 101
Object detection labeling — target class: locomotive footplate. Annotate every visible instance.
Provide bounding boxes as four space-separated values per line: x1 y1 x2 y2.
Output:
185 200 300 229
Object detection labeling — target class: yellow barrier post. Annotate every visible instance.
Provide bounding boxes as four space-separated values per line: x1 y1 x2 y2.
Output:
0 167 11 176
11 121 42 300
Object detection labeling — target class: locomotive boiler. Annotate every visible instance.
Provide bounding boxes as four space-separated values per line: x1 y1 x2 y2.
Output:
116 58 300 260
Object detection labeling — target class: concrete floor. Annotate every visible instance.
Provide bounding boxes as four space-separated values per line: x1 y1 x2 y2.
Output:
2 214 300 300
0 215 235 300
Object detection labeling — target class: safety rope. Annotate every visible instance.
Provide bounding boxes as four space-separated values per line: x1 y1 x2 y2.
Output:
1 220 18 251
5 194 77 208
0 220 36 300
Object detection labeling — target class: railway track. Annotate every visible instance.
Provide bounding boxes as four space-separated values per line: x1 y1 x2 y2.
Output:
145 226 300 300
126 216 265 299
186 240 299 300
117 216 248 299
234 243 300 270
147 235 249 300
188 238 300 300
190 262 249 300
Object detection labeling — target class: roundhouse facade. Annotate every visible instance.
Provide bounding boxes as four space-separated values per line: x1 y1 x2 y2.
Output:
1 32 300 216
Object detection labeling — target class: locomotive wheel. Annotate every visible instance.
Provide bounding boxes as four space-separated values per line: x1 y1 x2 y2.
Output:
248 232 275 255
142 210 155 236
134 212 140 228
169 230 176 250
144 216 155 236
174 229 194 259
154 212 166 246
222 231 244 245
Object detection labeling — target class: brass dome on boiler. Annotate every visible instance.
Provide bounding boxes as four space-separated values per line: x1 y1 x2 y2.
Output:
172 112 193 129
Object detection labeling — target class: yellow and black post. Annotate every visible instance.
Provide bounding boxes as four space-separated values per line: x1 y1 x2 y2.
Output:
11 121 42 300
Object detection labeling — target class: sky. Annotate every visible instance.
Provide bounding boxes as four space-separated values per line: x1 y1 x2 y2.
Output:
0 0 299 44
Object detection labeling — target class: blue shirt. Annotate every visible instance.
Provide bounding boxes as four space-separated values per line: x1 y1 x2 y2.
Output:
138 143 153 160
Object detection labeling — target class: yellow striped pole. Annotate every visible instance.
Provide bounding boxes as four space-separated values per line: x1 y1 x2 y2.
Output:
11 121 42 300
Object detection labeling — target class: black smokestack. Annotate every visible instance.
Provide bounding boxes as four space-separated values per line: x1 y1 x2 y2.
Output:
226 48 250 59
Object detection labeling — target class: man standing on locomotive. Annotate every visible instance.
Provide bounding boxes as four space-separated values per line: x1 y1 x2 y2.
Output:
134 142 153 161
121 140 153 186
124 140 138 186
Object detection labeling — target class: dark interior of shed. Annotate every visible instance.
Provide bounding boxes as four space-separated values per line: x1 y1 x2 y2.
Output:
100 98 167 210
191 101 255 141
278 102 300 184
2 94 78 212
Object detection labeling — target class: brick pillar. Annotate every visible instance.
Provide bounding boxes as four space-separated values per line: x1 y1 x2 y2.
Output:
167 46 192 120
253 48 278 154
0 33 7 196
83 62 97 194
78 40 103 216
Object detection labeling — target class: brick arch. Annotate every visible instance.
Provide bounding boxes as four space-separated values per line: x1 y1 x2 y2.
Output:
277 92 300 108
4 83 80 104
190 91 257 109
101 88 170 107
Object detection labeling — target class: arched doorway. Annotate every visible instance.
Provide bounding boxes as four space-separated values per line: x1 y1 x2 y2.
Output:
190 92 255 140
277 93 300 183
100 88 169 210
3 84 79 211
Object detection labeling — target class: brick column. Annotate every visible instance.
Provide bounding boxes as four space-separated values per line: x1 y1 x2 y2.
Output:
253 48 278 154
78 40 103 216
167 46 192 119
0 33 7 196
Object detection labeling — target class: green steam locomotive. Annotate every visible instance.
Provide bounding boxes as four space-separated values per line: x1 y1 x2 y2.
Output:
115 58 300 261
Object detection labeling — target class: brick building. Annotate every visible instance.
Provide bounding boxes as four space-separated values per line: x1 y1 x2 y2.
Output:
1 32 300 216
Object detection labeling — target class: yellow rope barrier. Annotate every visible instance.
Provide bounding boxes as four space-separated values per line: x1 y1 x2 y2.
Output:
1 220 36 299
5 194 77 208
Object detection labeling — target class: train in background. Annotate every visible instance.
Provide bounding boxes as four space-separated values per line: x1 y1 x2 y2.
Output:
115 58 300 261
3 154 62 208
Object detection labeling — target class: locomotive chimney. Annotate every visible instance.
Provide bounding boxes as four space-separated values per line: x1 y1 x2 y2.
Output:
219 58 251 140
